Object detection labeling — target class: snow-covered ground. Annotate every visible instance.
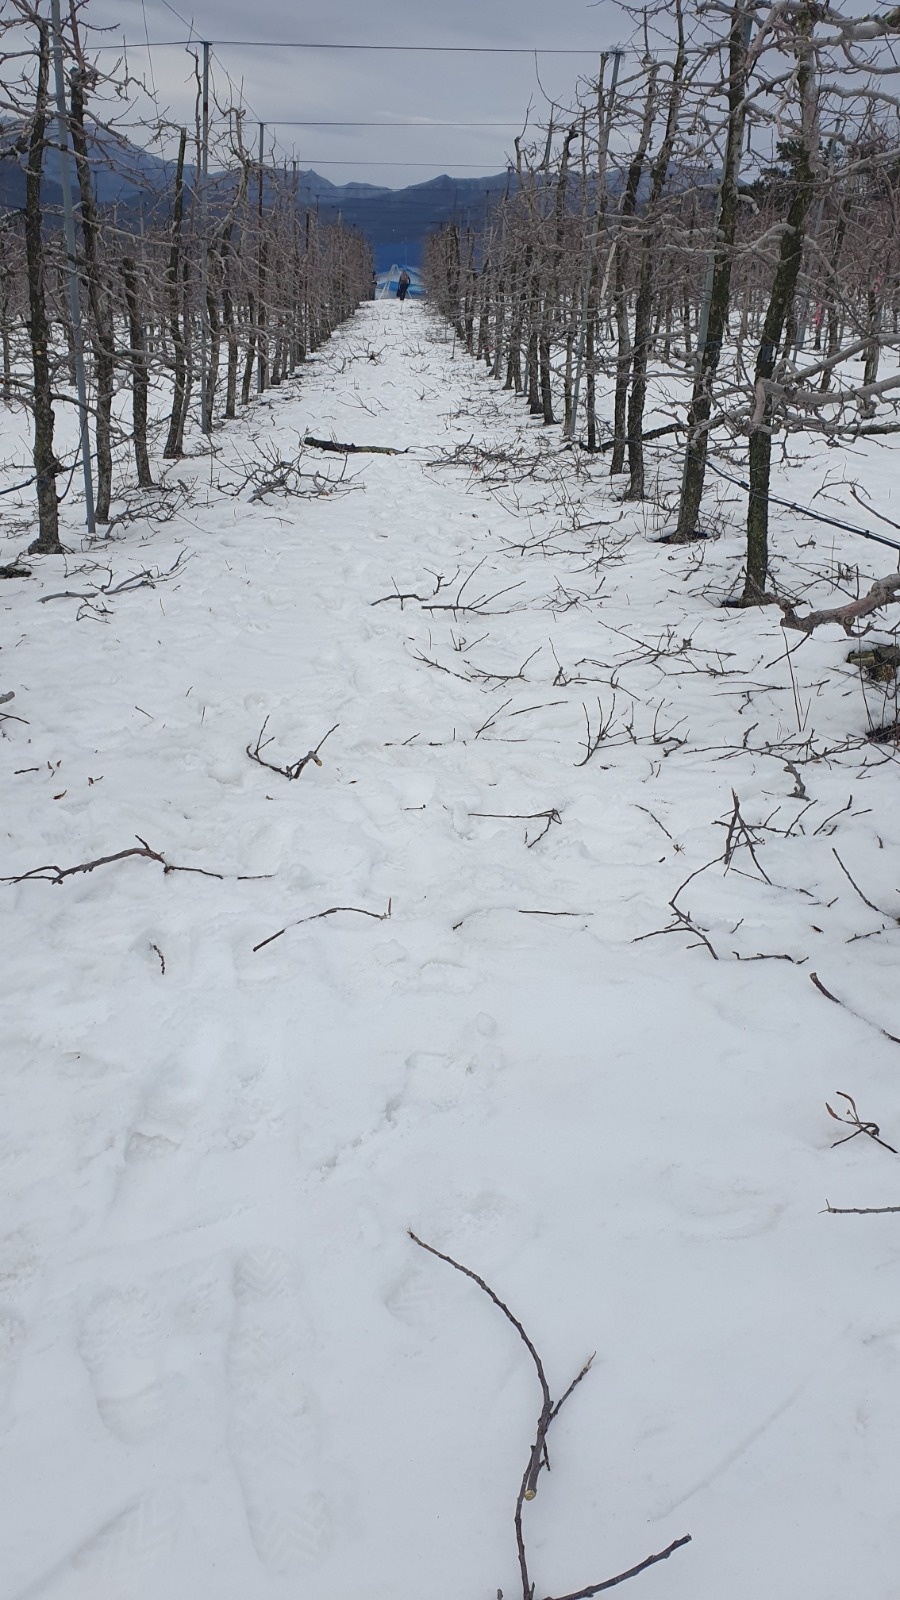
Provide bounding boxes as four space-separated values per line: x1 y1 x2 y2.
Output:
1 303 899 1600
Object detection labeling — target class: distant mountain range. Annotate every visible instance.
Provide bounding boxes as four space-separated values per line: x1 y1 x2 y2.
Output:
305 171 515 269
0 126 515 269
1 125 708 270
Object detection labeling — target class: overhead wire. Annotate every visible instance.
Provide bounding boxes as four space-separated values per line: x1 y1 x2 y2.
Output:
87 18 639 171
91 38 641 56
274 161 513 168
264 121 524 128
139 0 293 166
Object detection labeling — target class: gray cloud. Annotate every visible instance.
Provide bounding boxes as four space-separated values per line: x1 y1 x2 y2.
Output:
94 0 625 186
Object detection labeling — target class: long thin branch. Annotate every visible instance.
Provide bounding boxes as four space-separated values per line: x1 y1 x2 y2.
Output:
1 836 270 885
832 848 896 920
810 971 900 1046
409 1232 690 1600
252 899 392 952
543 1536 693 1600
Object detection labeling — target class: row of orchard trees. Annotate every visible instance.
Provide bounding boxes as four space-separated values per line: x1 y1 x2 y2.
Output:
424 0 900 604
0 0 373 552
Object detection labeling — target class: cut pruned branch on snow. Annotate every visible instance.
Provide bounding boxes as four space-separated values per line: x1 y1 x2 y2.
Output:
470 808 562 847
303 434 408 455
39 550 190 607
826 1091 898 1155
779 572 900 634
1 835 271 886
246 717 339 781
408 1231 691 1600
252 898 392 953
810 971 900 1046
634 856 722 961
720 790 772 883
574 697 624 766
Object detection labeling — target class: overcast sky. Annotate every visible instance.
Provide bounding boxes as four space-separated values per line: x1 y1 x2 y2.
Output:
87 0 630 187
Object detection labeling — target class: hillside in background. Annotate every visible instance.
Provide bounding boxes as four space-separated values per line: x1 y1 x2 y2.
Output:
1 130 513 269
302 170 514 269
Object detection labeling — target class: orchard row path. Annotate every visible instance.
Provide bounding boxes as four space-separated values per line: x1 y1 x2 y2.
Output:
1 302 897 1600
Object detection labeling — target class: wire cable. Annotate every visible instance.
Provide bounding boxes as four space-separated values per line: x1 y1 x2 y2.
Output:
705 456 900 555
274 160 512 168
90 38 634 56
266 120 524 127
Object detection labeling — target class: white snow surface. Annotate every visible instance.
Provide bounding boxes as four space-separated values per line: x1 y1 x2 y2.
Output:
1 303 899 1600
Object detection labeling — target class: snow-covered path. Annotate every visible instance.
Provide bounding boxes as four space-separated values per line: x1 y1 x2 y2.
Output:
1 304 898 1600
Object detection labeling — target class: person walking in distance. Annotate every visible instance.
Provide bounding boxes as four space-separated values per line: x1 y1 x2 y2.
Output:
396 268 411 303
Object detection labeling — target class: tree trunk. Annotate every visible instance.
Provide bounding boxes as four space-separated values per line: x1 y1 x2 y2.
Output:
609 69 658 474
0 265 12 401
626 4 685 499
69 71 115 521
585 297 597 450
241 288 257 406
24 19 60 553
256 159 268 392
674 2 751 539
743 5 818 605
163 128 188 458
121 255 153 486
527 323 540 413
539 329 554 424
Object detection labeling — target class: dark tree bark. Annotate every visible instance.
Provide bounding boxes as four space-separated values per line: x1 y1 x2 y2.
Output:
255 153 268 392
69 70 115 520
241 287 257 406
585 295 598 450
626 2 685 499
674 1 752 539
24 17 61 553
609 70 658 474
121 255 153 486
743 5 817 604
1 262 13 401
163 128 188 458
540 124 578 427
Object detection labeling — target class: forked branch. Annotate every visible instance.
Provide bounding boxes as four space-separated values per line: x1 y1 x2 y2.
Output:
409 1232 691 1600
826 1091 898 1155
1 835 270 886
246 717 339 781
779 571 900 634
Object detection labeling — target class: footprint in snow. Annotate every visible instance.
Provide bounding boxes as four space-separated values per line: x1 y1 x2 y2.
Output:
69 1488 181 1582
403 1050 473 1113
78 1286 174 1443
123 1025 236 1166
384 1266 444 1331
0 1307 25 1431
227 1248 330 1573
